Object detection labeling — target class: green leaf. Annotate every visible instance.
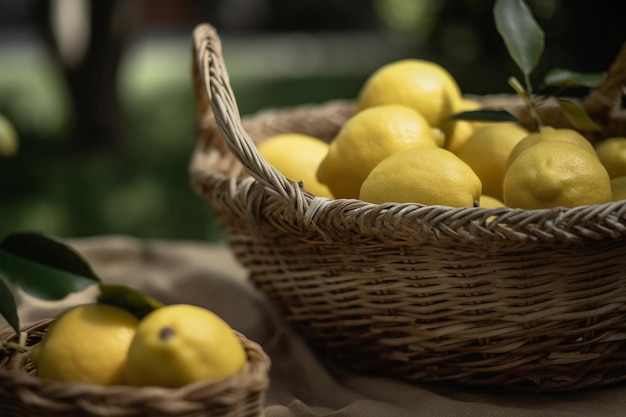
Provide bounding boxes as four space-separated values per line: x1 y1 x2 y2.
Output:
449 110 519 123
544 69 606 88
494 0 545 76
97 283 163 320
0 233 101 283
0 232 101 300
0 251 99 300
557 99 602 131
0 273 20 337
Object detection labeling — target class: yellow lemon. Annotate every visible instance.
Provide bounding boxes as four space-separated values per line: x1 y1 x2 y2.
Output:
430 127 446 148
503 141 611 209
258 133 333 198
459 98 481 111
359 147 481 207
610 176 626 201
506 126 597 170
356 59 463 135
595 137 626 179
445 119 475 153
317 105 440 199
454 122 528 201
125 304 246 388
479 195 505 208
445 98 486 153
31 303 139 385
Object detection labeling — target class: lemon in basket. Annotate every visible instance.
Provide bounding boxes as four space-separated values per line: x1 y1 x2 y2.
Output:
595 137 626 179
444 98 485 153
359 147 481 207
479 195 505 208
506 126 598 170
125 304 246 388
503 140 611 209
258 133 334 198
610 176 626 201
317 105 441 199
31 303 139 385
454 122 528 201
356 59 463 135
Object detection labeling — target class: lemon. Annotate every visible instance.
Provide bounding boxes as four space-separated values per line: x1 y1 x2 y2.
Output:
479 195 505 208
506 126 597 170
454 123 528 201
356 59 463 134
317 105 440 199
595 137 626 179
125 304 246 388
359 147 481 207
503 141 611 209
445 98 485 153
610 176 626 201
257 133 334 198
430 127 446 148
31 303 139 385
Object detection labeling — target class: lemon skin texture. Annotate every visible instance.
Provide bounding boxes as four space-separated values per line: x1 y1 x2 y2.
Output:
31 303 139 385
506 127 597 170
317 105 439 199
359 147 481 207
125 304 247 388
595 137 626 179
454 122 528 201
258 133 334 198
503 141 611 209
357 59 463 133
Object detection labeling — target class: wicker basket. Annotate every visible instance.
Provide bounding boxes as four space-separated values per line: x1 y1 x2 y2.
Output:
190 23 626 392
0 319 270 417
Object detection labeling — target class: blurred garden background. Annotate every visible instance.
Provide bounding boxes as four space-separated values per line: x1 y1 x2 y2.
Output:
0 0 624 242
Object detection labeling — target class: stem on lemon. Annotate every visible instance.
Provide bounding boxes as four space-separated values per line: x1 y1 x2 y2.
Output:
508 76 542 132
0 333 29 352
19 331 27 348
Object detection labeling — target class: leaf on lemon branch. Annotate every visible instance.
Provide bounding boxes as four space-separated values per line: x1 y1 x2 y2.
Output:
0 273 20 337
494 0 545 78
449 110 519 123
557 99 602 132
544 69 607 88
97 284 163 320
0 232 101 300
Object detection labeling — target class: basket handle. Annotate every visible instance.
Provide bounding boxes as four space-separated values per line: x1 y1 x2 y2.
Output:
192 24 308 203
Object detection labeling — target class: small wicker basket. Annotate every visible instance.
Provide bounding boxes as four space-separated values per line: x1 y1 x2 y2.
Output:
190 23 626 392
0 319 270 417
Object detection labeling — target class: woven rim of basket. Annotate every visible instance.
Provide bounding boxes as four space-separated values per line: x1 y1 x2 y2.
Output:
190 24 626 246
0 319 270 417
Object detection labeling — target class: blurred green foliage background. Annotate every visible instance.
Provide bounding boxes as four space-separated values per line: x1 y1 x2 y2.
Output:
0 0 623 242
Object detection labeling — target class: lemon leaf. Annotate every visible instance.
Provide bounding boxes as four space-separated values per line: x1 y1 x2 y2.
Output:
0 273 20 337
0 232 101 300
557 99 602 131
544 69 606 88
494 0 544 76
449 110 519 123
97 283 163 319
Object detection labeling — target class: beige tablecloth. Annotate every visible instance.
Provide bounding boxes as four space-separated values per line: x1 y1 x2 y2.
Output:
9 236 626 417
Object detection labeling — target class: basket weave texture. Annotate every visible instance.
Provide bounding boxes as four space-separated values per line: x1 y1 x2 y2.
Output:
0 319 270 417
190 23 626 392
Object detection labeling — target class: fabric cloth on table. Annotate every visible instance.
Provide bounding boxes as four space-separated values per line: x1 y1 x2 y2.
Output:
9 235 626 417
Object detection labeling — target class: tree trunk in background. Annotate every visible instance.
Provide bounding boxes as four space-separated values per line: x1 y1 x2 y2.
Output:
32 0 138 153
